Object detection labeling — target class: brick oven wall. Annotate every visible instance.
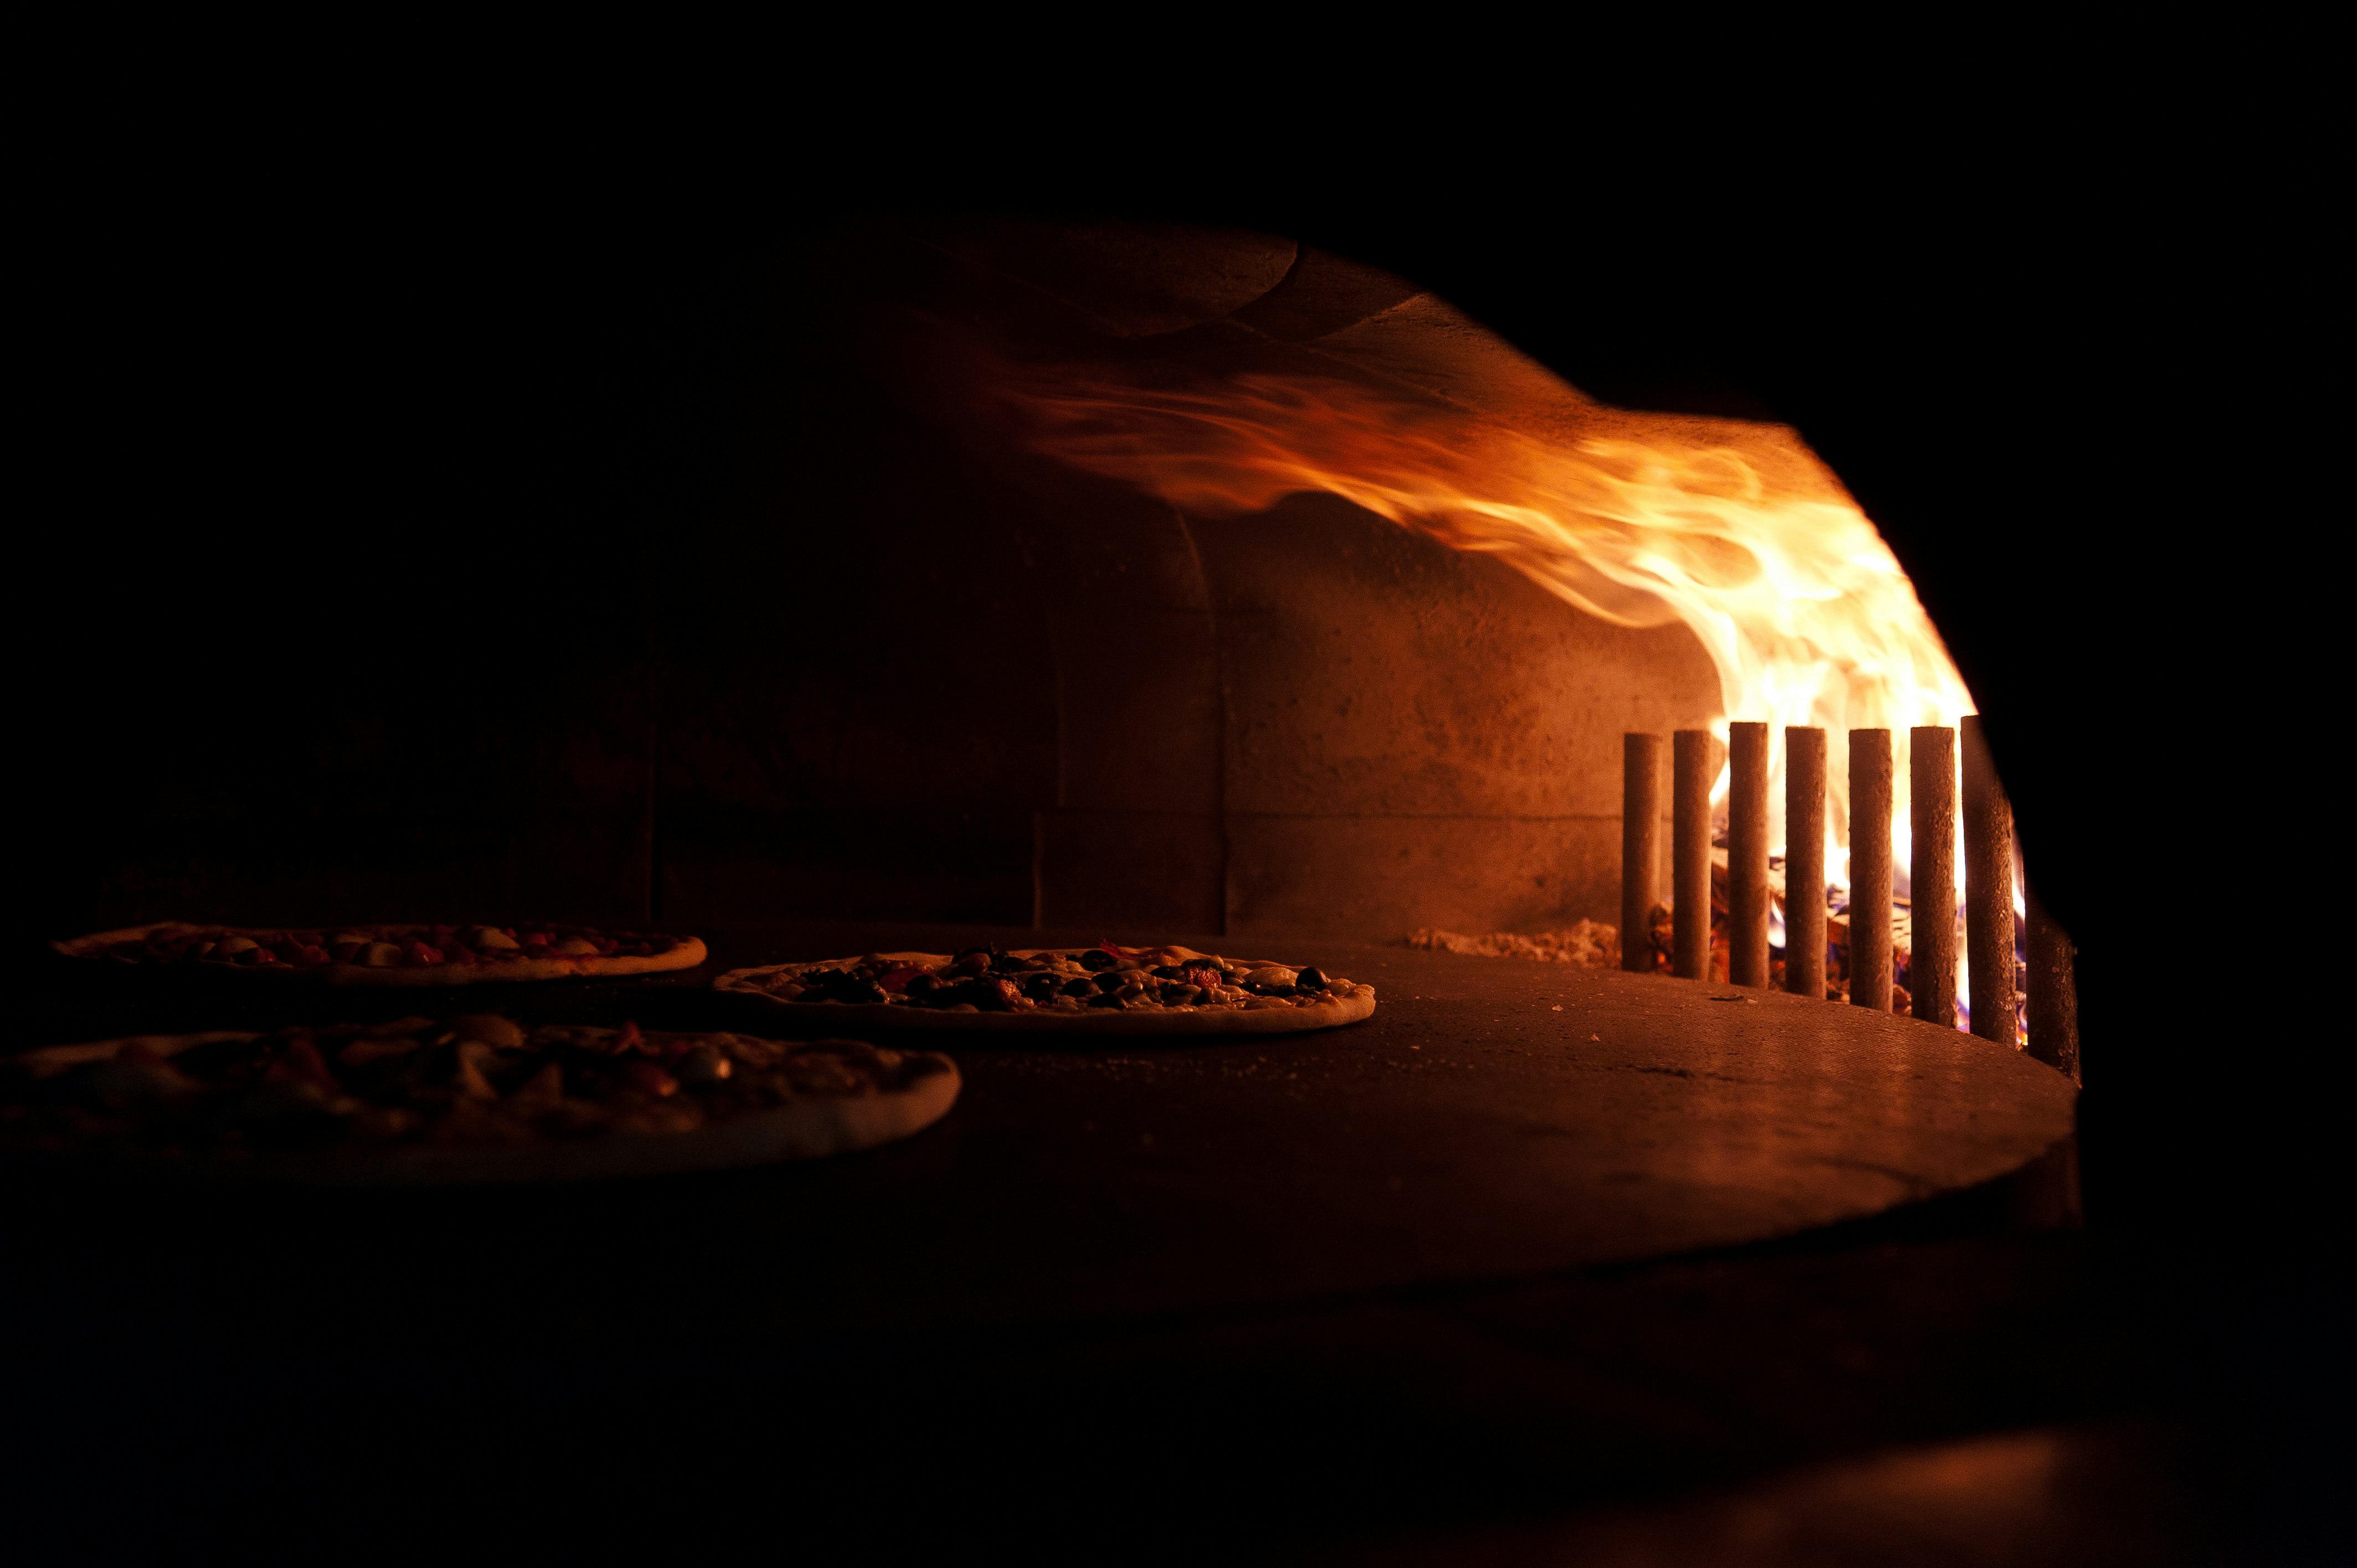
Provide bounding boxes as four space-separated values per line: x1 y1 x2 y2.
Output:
38 220 1733 947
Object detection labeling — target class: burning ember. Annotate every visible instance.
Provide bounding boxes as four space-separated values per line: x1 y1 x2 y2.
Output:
1404 858 1905 998
1408 922 1619 966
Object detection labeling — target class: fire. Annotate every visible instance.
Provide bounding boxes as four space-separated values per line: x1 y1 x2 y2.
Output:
979 343 1989 1015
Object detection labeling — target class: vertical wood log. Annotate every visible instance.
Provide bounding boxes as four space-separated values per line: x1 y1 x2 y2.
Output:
1672 729 1713 981
1848 729 1893 1012
1727 722 1771 987
1784 726 1826 1000
1621 733 1663 973
1962 716 2016 1044
1909 725 1958 1028
2025 884 2080 1082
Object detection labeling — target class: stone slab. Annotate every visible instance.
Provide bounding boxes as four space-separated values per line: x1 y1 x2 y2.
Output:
19 925 2070 1334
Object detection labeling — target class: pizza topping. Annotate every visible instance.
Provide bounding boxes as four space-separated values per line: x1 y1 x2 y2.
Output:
510 1061 566 1113
738 948 1373 1017
456 1014 526 1049
63 923 695 972
675 1045 732 1086
619 1061 679 1098
4 1020 946 1162
84 1046 200 1105
269 1036 342 1094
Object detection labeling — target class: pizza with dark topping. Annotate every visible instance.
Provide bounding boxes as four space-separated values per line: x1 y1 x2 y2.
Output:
716 942 1377 1036
2 1015 956 1182
53 922 707 986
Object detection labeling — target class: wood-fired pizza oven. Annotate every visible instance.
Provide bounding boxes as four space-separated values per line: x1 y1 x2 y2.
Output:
13 200 2297 1565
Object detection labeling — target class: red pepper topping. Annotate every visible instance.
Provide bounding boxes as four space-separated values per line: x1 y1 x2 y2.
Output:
615 1020 650 1055
875 964 928 993
403 941 444 966
988 977 1033 1011
440 942 477 965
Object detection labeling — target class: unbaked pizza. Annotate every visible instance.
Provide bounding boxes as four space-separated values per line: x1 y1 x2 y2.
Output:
2 1015 956 1183
716 943 1377 1035
53 922 707 986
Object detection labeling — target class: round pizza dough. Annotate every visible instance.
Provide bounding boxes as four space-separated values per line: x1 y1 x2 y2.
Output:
4 1029 957 1185
716 947 1377 1036
54 922 709 987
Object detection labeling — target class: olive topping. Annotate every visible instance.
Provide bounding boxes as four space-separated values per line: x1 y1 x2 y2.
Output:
1157 982 1200 1005
1021 972 1062 1001
1295 967 1328 991
1094 972 1129 994
1079 949 1119 972
814 973 887 1004
1061 977 1097 998
1085 991 1125 1008
1150 964 1187 980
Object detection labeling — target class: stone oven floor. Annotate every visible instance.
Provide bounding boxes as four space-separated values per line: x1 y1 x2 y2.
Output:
2 927 2267 1561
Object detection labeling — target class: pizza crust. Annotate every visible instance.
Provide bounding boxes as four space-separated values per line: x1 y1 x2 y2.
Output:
716 948 1378 1036
53 923 708 986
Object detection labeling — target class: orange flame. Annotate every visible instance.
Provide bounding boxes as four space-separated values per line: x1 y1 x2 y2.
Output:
991 359 1976 907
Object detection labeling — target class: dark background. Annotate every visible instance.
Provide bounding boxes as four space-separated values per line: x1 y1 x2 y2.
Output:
19 127 2333 1533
